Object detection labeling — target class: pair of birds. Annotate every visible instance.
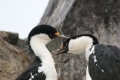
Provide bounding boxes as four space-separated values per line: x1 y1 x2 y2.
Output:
16 25 120 80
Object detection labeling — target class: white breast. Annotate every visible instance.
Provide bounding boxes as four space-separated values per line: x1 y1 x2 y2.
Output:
86 66 92 80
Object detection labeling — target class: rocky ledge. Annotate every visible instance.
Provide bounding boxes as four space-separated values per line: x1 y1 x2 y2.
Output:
0 31 31 80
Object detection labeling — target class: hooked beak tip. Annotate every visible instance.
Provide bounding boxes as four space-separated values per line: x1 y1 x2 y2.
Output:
51 48 68 56
59 35 69 39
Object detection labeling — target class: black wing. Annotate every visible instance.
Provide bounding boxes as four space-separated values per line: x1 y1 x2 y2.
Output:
89 44 120 80
16 58 46 80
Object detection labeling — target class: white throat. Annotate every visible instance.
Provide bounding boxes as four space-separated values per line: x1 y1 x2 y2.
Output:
68 36 93 62
68 36 94 80
86 66 92 80
30 34 58 80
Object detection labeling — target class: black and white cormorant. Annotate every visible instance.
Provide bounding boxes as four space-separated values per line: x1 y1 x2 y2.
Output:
16 25 64 80
53 34 120 80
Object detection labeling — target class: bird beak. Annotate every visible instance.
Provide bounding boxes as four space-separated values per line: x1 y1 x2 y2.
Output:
52 45 68 55
52 48 68 55
54 32 69 39
59 35 69 39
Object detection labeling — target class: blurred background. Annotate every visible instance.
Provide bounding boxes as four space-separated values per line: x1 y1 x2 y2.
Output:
0 0 49 39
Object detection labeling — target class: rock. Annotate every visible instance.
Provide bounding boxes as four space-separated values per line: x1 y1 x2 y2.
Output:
39 0 120 80
0 37 30 80
40 0 75 31
17 38 35 60
0 31 35 61
0 31 18 45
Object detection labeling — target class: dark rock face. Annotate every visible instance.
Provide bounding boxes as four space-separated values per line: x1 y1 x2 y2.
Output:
0 31 18 45
62 0 120 47
40 0 120 80
0 31 31 80
40 0 75 30
17 38 35 60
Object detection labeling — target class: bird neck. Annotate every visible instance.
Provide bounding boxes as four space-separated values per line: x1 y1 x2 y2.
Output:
70 36 94 62
30 40 58 80
85 38 93 61
69 36 93 55
35 44 54 64
85 44 95 62
84 36 98 62
30 37 54 65
30 38 58 80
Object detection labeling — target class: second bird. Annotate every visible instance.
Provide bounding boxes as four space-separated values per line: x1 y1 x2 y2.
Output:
54 34 120 80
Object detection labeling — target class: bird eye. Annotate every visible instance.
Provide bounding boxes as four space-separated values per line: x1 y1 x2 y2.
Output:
49 34 52 37
49 34 55 39
49 34 53 38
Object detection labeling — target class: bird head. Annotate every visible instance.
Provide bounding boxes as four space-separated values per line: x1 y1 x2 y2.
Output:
28 24 66 47
53 34 99 55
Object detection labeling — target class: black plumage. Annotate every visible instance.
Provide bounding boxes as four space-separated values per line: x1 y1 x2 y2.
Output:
16 57 46 80
89 44 120 80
